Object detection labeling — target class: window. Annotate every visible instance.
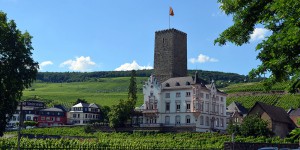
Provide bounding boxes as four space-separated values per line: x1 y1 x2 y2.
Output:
176 103 180 111
176 116 181 124
200 101 204 111
206 94 210 99
58 112 61 115
216 118 219 127
200 93 204 98
186 82 190 85
150 92 153 96
205 117 209 126
165 93 170 98
186 115 191 124
166 102 170 111
85 114 88 118
221 97 224 102
165 83 170 87
205 102 209 112
12 116 16 121
176 92 181 97
216 104 219 114
41 117 45 121
220 118 224 127
51 117 54 121
200 116 204 125
73 114 76 118
186 103 190 111
165 116 170 124
46 117 50 121
77 114 80 118
56 117 60 121
220 105 224 114
186 92 191 97
176 82 180 86
212 103 216 112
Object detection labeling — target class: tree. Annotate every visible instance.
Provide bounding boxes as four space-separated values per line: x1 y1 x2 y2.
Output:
100 105 111 123
239 115 271 137
215 0 300 92
128 70 137 107
73 98 87 105
0 11 38 136
108 99 131 128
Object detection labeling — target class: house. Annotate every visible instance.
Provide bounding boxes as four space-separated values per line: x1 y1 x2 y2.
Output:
288 108 300 127
7 100 45 128
248 102 295 138
37 106 67 127
67 102 101 125
226 101 248 125
141 74 227 132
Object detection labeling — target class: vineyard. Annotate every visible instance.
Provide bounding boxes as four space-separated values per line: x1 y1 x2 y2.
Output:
2 127 293 149
227 94 300 110
222 82 288 93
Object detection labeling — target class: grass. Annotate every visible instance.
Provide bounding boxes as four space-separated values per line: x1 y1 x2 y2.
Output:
22 77 148 108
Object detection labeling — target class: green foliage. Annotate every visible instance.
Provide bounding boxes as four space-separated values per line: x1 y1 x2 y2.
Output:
235 115 271 137
73 98 87 105
128 70 137 106
0 11 38 136
215 0 300 93
2 127 293 149
222 82 288 93
23 121 37 127
100 105 111 122
108 99 132 128
84 125 94 134
288 128 300 143
226 121 240 135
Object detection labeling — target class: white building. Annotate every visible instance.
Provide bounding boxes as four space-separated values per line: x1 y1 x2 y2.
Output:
67 102 101 125
141 74 227 132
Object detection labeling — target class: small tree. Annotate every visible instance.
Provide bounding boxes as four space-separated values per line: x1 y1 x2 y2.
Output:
239 115 271 137
128 70 137 107
23 121 37 127
227 120 240 135
108 99 131 128
73 98 87 105
100 105 111 123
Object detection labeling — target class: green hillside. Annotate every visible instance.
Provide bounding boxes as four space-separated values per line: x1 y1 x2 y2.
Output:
22 77 148 108
223 82 300 110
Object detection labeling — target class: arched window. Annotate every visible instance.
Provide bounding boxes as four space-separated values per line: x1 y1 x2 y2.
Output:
186 115 191 124
165 83 170 87
176 116 181 125
176 82 180 86
200 116 204 125
205 116 209 126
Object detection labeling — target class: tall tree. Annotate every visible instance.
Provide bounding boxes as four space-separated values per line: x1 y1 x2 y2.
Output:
0 11 38 136
215 0 300 92
128 70 137 107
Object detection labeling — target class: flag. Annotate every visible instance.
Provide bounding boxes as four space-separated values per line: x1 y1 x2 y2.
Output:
169 7 174 16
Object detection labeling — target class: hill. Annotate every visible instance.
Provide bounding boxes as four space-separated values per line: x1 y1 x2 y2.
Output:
223 82 300 110
22 77 148 108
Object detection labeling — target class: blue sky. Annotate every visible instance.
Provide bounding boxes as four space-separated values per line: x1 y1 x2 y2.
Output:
0 0 270 75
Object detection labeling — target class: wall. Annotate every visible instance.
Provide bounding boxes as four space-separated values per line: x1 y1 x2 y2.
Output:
224 142 299 150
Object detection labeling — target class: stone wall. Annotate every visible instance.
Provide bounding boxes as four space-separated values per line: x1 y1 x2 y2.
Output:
154 28 187 83
224 142 299 150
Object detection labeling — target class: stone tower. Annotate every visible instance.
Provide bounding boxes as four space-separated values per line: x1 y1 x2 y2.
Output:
154 28 187 83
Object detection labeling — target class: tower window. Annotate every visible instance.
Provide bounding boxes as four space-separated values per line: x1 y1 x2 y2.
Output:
163 38 165 43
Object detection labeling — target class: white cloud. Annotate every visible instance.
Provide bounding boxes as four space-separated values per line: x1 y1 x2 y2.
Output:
60 56 96 72
39 61 53 70
250 28 269 41
189 54 218 64
114 60 153 71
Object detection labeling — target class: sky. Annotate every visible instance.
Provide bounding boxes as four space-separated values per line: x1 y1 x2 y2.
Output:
0 0 270 75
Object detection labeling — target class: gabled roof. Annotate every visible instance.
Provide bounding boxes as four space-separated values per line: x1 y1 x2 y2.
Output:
289 108 300 116
249 102 294 124
73 102 100 108
162 76 194 89
40 107 64 112
227 101 248 115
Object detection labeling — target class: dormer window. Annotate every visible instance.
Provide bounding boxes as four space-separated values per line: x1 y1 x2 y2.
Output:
165 83 170 87
176 82 180 86
186 82 190 85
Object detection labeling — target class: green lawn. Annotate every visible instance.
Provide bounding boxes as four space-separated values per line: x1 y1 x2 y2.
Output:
22 77 148 108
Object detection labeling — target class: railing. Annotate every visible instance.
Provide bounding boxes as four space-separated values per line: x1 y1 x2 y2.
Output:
142 109 158 113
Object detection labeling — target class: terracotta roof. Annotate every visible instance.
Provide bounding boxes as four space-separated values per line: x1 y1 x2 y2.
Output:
250 102 294 124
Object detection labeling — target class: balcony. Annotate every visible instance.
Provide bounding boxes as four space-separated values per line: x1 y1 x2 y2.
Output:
142 109 158 113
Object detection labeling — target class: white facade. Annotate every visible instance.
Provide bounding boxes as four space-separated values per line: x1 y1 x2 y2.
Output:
141 75 227 132
67 103 101 125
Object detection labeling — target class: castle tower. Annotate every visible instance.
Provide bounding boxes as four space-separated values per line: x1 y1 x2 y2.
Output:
154 29 187 83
